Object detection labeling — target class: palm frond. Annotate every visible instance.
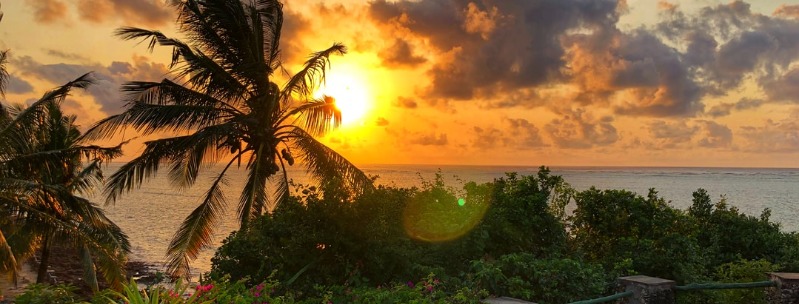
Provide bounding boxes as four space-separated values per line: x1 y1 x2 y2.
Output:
280 43 346 103
237 145 271 229
175 0 241 71
5 195 129 286
123 80 243 111
109 102 230 135
165 156 236 277
256 0 284 70
166 124 235 190
100 125 229 204
0 227 19 282
69 159 104 196
80 245 99 292
0 50 8 97
84 80 243 140
115 27 248 101
274 154 290 207
287 128 373 197
277 96 341 137
101 139 174 205
0 73 93 141
6 145 121 174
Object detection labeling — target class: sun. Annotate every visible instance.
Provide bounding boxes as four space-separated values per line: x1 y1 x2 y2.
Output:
314 72 371 126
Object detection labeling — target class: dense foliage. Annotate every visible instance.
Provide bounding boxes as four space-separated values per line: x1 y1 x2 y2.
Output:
207 167 799 303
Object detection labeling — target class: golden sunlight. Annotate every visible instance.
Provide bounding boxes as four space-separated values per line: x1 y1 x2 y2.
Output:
315 70 372 126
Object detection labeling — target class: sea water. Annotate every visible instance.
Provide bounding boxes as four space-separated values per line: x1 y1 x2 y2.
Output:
92 164 799 276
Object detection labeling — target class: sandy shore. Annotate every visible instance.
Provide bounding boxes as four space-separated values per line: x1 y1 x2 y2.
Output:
0 262 36 300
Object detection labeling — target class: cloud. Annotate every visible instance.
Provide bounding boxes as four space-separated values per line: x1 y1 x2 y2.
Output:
25 0 69 24
25 0 174 27
368 0 799 120
369 0 624 101
6 75 34 94
393 96 418 109
46 49 91 62
462 2 501 40
696 120 733 148
472 126 503 150
762 67 799 103
657 1 799 97
277 8 312 64
739 110 799 152
566 29 704 116
647 120 698 149
706 98 763 117
76 0 173 27
12 55 169 114
376 117 389 127
378 39 427 68
774 4 799 18
473 118 546 150
544 110 618 149
410 132 448 146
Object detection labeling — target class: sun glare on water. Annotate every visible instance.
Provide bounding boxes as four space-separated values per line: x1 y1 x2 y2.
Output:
314 72 372 126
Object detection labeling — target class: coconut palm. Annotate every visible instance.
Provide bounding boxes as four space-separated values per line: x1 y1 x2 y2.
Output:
84 0 373 277
0 72 130 290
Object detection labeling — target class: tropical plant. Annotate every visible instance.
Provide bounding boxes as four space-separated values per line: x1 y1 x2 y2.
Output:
14 283 81 304
84 0 372 277
0 72 130 289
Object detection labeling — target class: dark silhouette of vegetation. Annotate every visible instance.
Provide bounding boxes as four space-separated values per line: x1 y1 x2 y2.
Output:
85 0 372 277
0 73 130 290
210 168 799 303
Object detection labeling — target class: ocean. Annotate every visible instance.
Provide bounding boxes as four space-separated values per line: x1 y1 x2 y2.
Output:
91 164 799 276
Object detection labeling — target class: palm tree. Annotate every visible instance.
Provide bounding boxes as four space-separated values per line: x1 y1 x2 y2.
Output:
0 72 130 290
84 0 373 277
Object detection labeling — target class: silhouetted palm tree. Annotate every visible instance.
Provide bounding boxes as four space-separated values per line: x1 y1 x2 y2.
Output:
85 0 372 277
0 73 130 289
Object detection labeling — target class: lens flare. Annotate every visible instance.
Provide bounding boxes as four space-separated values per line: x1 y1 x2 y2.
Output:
402 193 488 242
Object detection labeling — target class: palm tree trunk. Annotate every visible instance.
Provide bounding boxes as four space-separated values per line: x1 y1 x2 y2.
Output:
36 234 51 284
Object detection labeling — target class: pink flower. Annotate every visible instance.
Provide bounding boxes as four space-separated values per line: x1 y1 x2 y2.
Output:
406 281 414 288
426 285 433 292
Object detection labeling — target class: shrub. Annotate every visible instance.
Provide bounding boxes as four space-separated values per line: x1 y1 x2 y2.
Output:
15 284 80 304
469 254 607 304
209 168 570 296
570 188 705 283
690 189 799 270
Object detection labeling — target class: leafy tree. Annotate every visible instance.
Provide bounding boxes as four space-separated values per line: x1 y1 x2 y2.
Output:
690 189 799 271
85 0 372 277
478 168 568 257
0 73 129 289
570 188 705 282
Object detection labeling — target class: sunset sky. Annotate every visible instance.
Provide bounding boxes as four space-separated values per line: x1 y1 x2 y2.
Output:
3 0 799 167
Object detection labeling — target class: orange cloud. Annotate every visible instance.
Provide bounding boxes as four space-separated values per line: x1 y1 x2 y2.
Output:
26 0 69 24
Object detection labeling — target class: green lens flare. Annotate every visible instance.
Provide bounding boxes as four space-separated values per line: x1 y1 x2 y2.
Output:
403 194 488 243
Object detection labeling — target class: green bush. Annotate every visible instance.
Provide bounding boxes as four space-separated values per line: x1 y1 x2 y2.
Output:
210 168 570 297
714 259 778 304
469 254 607 304
570 188 705 283
15 284 80 304
205 170 799 303
690 189 799 270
